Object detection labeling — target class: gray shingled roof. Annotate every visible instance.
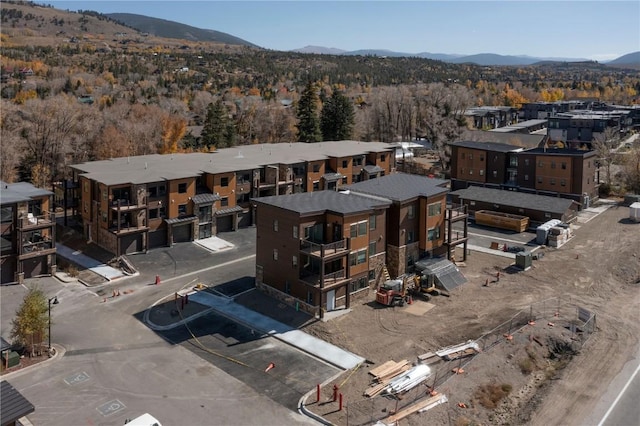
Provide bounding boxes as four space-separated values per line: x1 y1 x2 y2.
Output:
0 181 53 205
450 186 577 214
344 173 448 202
70 141 395 186
450 140 524 153
322 172 345 181
192 193 220 205
215 206 243 216
1 381 35 425
363 165 384 174
254 190 390 216
521 148 597 158
165 215 197 225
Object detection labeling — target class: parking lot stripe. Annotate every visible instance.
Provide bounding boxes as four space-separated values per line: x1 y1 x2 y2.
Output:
159 254 255 285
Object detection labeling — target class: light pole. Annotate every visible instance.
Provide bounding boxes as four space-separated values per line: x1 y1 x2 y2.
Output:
48 296 59 356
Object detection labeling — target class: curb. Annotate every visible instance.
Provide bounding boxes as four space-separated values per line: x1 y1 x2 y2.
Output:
1 344 65 381
298 369 348 426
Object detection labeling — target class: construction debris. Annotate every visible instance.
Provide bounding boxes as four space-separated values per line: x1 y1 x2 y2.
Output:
435 340 480 360
385 364 432 395
369 359 410 381
383 393 448 424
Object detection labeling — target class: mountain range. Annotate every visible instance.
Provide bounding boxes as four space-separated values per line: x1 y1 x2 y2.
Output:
106 13 638 67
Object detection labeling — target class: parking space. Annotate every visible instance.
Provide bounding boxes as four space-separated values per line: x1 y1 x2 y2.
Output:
160 311 340 411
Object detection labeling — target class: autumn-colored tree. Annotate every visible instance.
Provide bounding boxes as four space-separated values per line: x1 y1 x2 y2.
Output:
159 114 186 154
10 287 49 357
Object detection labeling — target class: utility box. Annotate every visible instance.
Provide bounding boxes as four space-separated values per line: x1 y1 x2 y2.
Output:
515 251 532 270
3 351 20 369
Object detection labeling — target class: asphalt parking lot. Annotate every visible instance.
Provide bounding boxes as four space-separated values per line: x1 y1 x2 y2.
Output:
159 311 340 411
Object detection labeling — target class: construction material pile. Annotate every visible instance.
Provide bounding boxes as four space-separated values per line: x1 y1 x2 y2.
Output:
364 360 432 397
385 364 431 395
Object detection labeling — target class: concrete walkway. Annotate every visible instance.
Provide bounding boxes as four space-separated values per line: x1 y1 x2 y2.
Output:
56 244 124 281
147 290 365 370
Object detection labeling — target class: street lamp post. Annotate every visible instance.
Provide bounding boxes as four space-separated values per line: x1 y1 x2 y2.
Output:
48 296 59 356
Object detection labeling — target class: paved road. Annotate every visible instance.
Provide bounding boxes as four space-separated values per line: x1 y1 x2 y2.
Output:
1 228 323 425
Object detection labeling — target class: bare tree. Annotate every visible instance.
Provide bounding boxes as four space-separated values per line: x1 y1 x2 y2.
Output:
621 146 640 194
593 127 620 187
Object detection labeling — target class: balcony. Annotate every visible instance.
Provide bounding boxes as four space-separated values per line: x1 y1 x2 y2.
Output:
300 268 347 288
19 239 54 259
300 238 349 259
109 197 147 211
17 211 54 230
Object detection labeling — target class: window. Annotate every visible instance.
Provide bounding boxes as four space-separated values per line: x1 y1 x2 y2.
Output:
149 208 159 219
470 201 476 206
468 153 473 160
550 178 556 185
551 161 556 169
178 183 187 193
479 169 484 176
493 155 498 162
292 226 298 238
369 214 376 230
349 248 367 266
381 154 386 162
292 255 297 268
427 202 441 217
221 177 229 187
351 276 368 292
149 186 158 198
354 156 363 166
538 161 543 168
102 190 107 201
350 220 367 238
407 205 416 219
480 155 484 162
524 174 529 181
342 160 348 168
273 219 278 231
220 197 229 207
493 170 498 178
545 213 551 219
312 164 320 173
178 204 187 216
368 270 376 281
406 230 415 244
427 227 440 241
84 202 88 213
537 177 543 184
560 179 566 186
369 241 376 256
312 181 320 191
273 249 278 260
461 168 465 174
524 159 530 166
561 162 567 170
469 169 473 175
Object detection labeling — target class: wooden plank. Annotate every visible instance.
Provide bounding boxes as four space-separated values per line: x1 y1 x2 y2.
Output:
371 359 408 380
369 360 396 378
386 394 444 423
418 352 435 361
364 382 387 397
378 364 411 382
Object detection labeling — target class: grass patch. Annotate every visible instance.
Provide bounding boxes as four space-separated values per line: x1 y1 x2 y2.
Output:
473 383 512 409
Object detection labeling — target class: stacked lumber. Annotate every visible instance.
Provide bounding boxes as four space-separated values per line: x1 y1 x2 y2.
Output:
384 393 447 424
369 359 410 382
445 347 477 361
364 360 411 398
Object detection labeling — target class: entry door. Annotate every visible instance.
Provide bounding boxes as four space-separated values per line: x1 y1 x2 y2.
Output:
327 290 336 311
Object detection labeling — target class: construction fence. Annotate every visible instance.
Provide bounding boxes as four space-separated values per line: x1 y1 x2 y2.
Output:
336 297 596 426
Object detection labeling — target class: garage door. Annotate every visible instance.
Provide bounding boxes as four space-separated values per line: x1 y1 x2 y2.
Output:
1 258 16 284
216 215 233 233
120 234 143 255
237 210 252 228
148 229 168 249
172 224 192 243
23 256 47 278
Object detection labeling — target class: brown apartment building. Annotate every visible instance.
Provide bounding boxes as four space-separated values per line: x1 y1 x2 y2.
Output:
253 173 451 316
66 141 395 256
450 141 598 205
1 181 56 284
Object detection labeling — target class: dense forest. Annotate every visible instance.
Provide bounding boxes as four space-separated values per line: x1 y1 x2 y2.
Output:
1 1 639 191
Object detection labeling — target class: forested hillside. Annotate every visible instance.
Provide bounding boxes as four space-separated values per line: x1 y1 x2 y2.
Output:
1 1 639 188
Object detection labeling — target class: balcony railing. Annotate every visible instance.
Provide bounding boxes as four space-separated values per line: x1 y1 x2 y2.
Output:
110 197 147 211
300 268 347 287
17 211 54 230
21 239 54 254
300 238 348 258
109 224 148 235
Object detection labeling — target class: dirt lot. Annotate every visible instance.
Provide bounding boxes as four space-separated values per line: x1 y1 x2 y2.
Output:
303 203 640 426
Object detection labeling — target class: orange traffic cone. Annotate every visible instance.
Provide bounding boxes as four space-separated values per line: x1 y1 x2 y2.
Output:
265 362 275 373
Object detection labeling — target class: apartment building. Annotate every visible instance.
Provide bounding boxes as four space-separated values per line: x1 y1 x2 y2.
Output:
66 141 395 256
253 173 451 316
464 106 519 130
450 141 598 204
520 101 591 120
547 110 632 147
1 181 56 284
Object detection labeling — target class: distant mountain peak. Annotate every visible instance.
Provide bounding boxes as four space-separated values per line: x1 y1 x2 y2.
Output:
291 45 347 55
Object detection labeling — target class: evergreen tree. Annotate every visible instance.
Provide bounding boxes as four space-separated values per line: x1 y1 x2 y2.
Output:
10 288 49 356
295 80 322 143
201 100 236 149
320 89 355 141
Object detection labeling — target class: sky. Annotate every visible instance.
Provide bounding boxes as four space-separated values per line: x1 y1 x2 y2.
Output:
47 1 640 61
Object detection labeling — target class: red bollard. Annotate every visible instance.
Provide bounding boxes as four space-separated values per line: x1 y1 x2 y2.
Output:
316 384 321 403
333 384 339 402
339 393 343 411
155 275 161 285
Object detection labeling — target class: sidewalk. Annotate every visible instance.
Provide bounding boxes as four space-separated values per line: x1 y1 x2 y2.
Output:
145 289 365 370
56 244 125 281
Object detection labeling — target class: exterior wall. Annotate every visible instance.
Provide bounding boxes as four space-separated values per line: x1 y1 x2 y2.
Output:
368 252 387 288
212 172 236 210
576 156 597 198
453 147 487 183
330 157 353 185
486 152 508 185
79 176 92 226
367 151 393 175
306 160 325 191
168 178 195 217
345 212 371 278
386 242 420 278
534 155 574 193
418 194 446 253
351 154 366 182
517 154 537 190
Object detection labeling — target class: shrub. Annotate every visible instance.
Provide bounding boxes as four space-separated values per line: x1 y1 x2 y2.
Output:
473 383 512 409
65 265 79 277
